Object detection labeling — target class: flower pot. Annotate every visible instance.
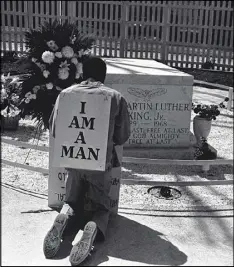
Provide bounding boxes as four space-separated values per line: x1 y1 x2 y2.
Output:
1 115 20 131
193 115 212 145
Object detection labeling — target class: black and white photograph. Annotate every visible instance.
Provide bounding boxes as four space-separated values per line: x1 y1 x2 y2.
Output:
1 1 233 266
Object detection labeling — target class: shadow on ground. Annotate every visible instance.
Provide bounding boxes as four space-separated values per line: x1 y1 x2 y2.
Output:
52 214 188 266
122 163 233 181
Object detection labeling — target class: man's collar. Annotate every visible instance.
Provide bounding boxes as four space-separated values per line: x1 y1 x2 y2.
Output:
80 79 103 88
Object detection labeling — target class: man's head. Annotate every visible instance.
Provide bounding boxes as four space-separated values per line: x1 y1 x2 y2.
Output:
82 57 107 83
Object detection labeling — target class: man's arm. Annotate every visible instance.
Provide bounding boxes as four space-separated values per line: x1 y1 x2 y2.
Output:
113 96 131 145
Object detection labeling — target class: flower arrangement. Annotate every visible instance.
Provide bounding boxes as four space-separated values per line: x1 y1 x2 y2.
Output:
18 20 95 128
192 97 229 120
1 73 21 118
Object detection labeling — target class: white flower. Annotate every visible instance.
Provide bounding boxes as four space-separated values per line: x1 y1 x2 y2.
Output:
25 92 32 98
24 92 36 101
61 46 74 58
71 57 78 65
31 94 37 99
41 51 55 64
46 83 53 90
11 94 19 102
6 106 20 117
55 52 63 58
1 73 11 83
58 68 69 80
46 40 59 51
1 88 7 98
47 40 56 47
1 107 8 116
70 35 76 44
33 86 40 94
58 60 70 80
43 70 50 78
1 74 5 83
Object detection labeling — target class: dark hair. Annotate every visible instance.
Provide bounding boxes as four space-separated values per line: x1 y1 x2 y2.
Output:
82 57 107 83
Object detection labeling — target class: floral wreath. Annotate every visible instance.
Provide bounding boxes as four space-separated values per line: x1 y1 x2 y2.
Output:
18 20 95 128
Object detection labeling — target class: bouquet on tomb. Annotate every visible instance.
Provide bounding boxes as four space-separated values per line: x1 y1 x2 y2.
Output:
18 20 95 128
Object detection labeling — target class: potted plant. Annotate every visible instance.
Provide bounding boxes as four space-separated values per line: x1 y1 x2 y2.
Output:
1 73 22 131
192 97 229 145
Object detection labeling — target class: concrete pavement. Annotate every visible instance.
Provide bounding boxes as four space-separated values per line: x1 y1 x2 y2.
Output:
2 184 233 266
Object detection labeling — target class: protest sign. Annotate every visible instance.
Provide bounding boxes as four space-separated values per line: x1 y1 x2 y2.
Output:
52 91 111 171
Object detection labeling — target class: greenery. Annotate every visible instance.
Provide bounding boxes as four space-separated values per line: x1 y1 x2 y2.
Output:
192 97 229 120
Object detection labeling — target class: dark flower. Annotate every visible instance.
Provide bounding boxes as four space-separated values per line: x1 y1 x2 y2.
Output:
192 96 228 121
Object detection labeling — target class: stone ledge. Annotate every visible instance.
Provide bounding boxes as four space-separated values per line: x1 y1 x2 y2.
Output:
123 146 195 160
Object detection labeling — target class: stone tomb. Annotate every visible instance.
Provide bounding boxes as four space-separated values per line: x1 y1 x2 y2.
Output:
105 58 194 148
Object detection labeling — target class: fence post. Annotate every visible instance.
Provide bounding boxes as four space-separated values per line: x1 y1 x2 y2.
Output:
206 1 215 63
27 1 33 29
161 3 170 63
120 1 128 58
57 1 62 23
68 1 76 23
227 88 233 111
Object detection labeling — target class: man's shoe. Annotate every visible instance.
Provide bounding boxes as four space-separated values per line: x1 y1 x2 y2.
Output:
69 221 97 266
43 213 69 258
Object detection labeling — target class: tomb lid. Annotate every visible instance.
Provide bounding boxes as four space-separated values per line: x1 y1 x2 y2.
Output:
104 58 193 86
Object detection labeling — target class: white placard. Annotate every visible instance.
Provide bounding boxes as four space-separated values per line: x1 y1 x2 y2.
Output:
52 91 111 171
48 134 67 207
48 133 123 214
